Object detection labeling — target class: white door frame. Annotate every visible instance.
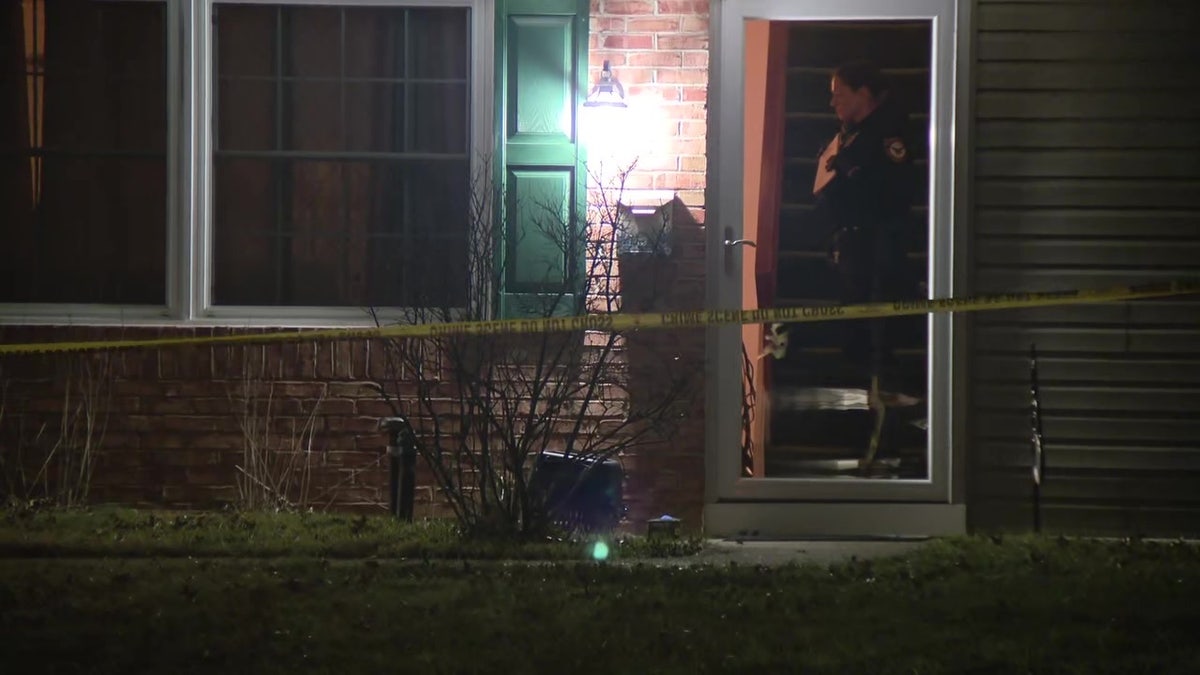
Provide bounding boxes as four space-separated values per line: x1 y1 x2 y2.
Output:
703 0 973 537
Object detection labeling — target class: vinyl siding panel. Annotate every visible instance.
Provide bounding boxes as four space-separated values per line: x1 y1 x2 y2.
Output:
969 0 1200 536
978 31 1199 62
977 121 1200 149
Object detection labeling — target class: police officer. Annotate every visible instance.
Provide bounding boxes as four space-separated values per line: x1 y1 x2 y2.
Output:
813 59 918 468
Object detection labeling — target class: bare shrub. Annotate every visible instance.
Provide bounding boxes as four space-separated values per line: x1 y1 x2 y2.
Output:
0 353 114 506
369 160 699 538
227 348 326 511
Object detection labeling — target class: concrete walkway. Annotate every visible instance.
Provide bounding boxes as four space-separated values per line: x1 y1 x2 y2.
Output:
630 537 933 568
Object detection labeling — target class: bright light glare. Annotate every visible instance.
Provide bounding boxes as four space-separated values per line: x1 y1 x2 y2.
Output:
591 540 610 561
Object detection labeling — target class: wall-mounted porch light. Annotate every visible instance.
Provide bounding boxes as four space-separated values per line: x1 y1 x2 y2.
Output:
581 58 656 184
583 59 627 108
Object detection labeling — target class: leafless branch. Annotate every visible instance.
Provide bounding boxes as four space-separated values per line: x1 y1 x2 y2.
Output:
366 155 699 537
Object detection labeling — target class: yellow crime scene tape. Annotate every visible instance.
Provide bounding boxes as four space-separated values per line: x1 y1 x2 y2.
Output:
0 279 1196 357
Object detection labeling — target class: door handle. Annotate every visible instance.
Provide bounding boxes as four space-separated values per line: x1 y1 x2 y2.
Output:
723 227 756 275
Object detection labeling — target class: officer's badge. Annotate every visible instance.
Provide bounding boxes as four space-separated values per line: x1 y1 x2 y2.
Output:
885 137 907 163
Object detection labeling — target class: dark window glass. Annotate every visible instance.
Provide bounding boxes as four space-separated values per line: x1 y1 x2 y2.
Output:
0 0 167 304
212 4 471 308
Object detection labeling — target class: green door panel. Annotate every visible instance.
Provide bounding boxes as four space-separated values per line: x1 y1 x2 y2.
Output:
506 169 572 291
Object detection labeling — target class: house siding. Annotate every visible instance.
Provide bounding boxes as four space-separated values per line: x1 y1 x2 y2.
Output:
10 0 1200 540
968 0 1200 535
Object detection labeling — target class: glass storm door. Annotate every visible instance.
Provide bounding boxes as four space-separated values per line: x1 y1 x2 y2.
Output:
705 0 966 537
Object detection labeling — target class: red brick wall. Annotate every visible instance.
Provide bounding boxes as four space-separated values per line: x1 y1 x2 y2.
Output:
0 318 704 529
0 331 644 517
0 330 405 512
588 0 709 221
587 1 710 529
615 204 707 528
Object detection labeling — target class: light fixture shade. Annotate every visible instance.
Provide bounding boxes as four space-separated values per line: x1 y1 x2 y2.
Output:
584 59 627 108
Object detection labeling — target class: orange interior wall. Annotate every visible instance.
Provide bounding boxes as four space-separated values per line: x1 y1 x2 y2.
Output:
742 20 770 477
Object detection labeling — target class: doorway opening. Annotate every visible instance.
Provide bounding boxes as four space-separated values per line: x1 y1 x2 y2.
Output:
741 20 933 481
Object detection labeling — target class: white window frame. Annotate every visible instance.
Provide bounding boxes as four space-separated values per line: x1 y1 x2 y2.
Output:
0 0 493 327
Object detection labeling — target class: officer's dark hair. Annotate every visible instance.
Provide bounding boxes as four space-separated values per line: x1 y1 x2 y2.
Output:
833 60 890 99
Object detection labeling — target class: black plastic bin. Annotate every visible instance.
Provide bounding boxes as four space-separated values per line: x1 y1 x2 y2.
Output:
530 451 624 532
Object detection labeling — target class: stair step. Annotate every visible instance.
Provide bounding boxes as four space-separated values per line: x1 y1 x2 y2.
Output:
766 456 900 472
766 324 928 351
777 209 929 250
769 443 926 458
765 349 929 390
770 408 928 447
774 262 928 305
771 386 926 412
763 456 927 479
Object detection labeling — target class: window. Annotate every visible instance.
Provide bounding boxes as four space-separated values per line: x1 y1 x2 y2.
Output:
0 0 167 305
212 4 470 309
0 0 491 324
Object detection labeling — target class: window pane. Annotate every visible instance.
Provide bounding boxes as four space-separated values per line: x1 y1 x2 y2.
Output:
213 3 471 308
345 82 403 153
0 0 167 304
410 8 468 79
282 6 340 78
215 4 275 78
284 80 342 152
411 83 467 153
212 157 470 307
216 79 275 151
344 8 404 78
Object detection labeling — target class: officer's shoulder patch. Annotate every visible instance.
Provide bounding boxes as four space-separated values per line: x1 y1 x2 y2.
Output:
884 137 907 163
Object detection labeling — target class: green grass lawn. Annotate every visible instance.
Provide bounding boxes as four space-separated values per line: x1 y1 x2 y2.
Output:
0 506 702 560
2 508 1199 674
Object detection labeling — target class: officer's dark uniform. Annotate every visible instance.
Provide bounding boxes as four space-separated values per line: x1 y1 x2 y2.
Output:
813 95 917 378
